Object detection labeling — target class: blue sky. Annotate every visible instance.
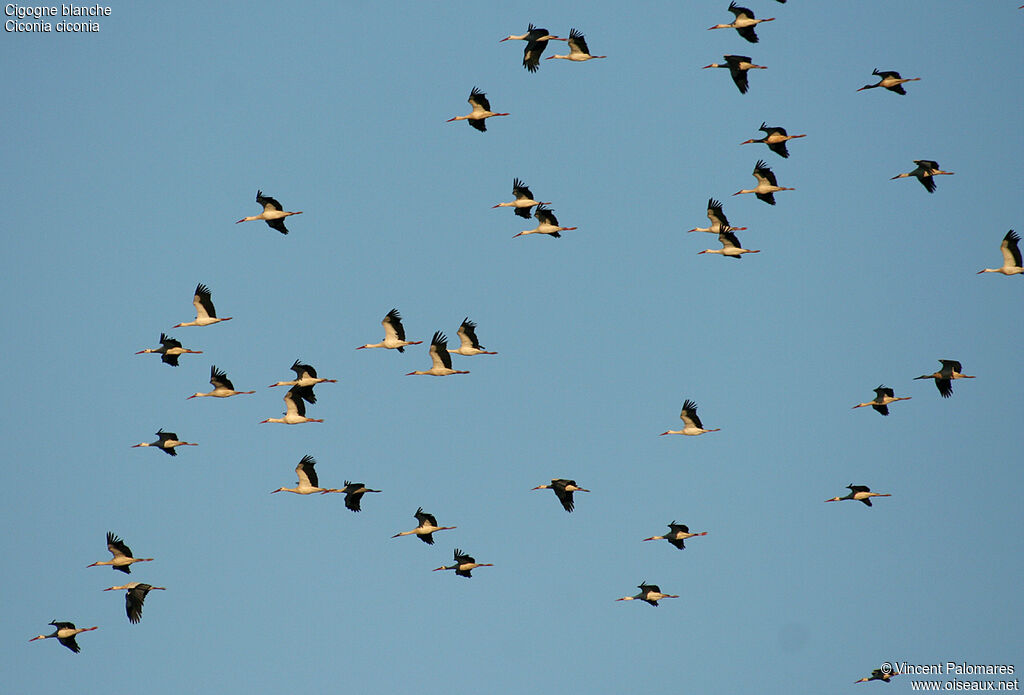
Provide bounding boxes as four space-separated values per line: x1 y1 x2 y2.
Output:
3 2 1022 693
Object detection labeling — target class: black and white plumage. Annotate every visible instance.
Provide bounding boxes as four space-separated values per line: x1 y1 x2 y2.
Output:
741 123 806 158
447 87 509 132
708 2 776 43
173 283 232 327
978 230 1023 275
825 484 891 507
532 478 589 512
697 229 761 258
271 454 339 494
616 582 679 606
187 365 255 399
857 68 920 95
132 429 196 456
493 178 549 219
852 385 911 416
688 198 747 234
660 399 722 435
104 583 166 624
501 23 559 72
269 360 338 389
391 507 456 544
448 318 497 356
914 360 974 398
357 308 423 352
236 190 303 234
643 522 709 550
87 532 154 574
547 28 606 62
702 55 766 94
890 160 954 193
331 481 382 512
259 385 324 424
29 621 98 653
406 331 470 376
135 333 202 366
514 204 578 238
734 159 794 204
433 548 493 578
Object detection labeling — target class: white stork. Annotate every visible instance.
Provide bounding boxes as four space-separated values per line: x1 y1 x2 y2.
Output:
272 455 340 494
132 429 196 456
391 507 456 545
825 484 891 507
260 385 324 424
514 204 577 238
660 399 721 435
236 190 302 234
448 318 497 356
87 532 153 573
857 69 920 95
447 87 509 132
135 333 202 367
616 582 679 606
852 385 911 416
173 283 232 327
734 159 794 204
269 360 338 388
741 123 806 158
697 229 760 258
406 331 469 376
687 198 747 234
357 308 422 352
493 178 549 219
914 360 974 398
708 2 775 43
187 365 255 399
500 23 559 72
434 548 493 578
29 621 97 653
702 55 766 94
643 522 708 549
978 230 1023 276
547 28 605 62
323 481 382 512
890 160 953 193
103 583 166 624
532 478 589 512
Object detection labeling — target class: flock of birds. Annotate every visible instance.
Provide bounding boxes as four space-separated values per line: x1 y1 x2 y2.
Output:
27 5 1020 688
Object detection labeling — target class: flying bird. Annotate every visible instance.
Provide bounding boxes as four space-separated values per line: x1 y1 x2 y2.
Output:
236 190 303 234
734 159 794 204
104 583 166 624
532 478 589 512
29 621 97 653
513 204 577 238
708 2 775 43
547 28 605 62
856 668 897 684
687 198 747 234
890 160 953 193
697 229 760 258
357 308 423 352
702 55 766 94
852 385 911 416
616 582 679 606
269 360 338 388
741 123 806 158
447 87 509 132
825 484 891 507
87 532 153 574
448 318 497 356
272 455 341 495
187 365 255 399
135 333 202 366
173 283 232 327
493 178 549 219
660 399 721 435
857 68 920 95
324 481 382 512
132 429 196 456
406 331 470 376
391 507 456 545
977 230 1023 276
914 359 974 398
260 385 324 424
433 548 493 578
500 23 559 72
643 522 708 550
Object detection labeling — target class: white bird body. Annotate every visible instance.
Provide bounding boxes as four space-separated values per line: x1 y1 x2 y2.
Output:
741 122 806 158
132 429 196 455
978 230 1023 275
188 365 255 399
392 507 456 544
272 455 340 494
703 54 766 94
407 331 469 376
236 190 302 234
914 359 974 398
514 204 577 238
87 532 153 573
616 582 679 606
104 582 166 623
734 160 793 204
173 283 232 327
260 386 324 424
29 621 98 652
501 23 559 72
493 178 549 218
688 198 747 234
708 2 775 43
269 360 338 388
447 318 497 356
447 87 509 131
858 68 920 95
433 548 493 578
643 522 708 550
547 28 605 62
135 333 202 366
852 385 911 416
660 399 721 435
357 308 422 351
890 160 953 193
697 230 760 258
825 484 891 506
